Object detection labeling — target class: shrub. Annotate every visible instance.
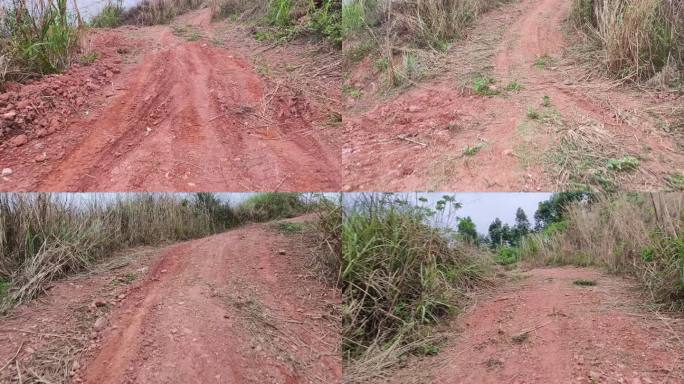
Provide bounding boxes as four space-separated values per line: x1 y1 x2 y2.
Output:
235 192 306 222
494 246 519 265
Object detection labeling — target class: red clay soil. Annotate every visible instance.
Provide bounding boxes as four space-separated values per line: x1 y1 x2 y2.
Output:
379 267 684 384
343 0 684 192
0 218 341 384
0 10 341 192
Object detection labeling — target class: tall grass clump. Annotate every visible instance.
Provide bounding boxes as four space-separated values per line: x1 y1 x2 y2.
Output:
519 193 684 310
391 0 500 49
0 0 78 84
570 0 683 84
342 193 491 381
90 0 125 28
302 193 343 284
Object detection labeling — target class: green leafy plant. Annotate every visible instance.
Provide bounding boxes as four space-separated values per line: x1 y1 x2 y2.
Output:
607 156 640 172
472 74 499 96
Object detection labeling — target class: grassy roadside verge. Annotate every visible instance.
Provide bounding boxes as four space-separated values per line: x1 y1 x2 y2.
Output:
517 193 683 311
0 192 321 312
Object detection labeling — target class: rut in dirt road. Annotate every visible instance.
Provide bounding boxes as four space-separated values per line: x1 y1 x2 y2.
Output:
11 10 340 192
75 219 340 384
344 0 683 192
392 267 684 384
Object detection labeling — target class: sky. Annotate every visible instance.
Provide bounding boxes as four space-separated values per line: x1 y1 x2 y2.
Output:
344 192 552 234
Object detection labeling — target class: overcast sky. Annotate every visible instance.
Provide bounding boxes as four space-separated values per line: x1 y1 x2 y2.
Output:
344 192 552 234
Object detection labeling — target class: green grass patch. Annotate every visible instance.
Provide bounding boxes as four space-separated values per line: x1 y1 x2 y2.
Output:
505 80 523 92
343 84 362 99
607 156 640 172
463 143 484 156
275 221 305 234
534 55 553 69
666 172 684 190
112 272 137 286
494 246 519 265
573 279 597 286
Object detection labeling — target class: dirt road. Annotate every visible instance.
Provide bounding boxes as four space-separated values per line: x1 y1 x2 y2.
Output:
344 0 683 191
1 10 340 192
0 218 341 383
382 267 684 383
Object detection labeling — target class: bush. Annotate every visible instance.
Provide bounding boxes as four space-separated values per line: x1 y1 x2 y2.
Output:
494 246 519 265
235 192 306 222
518 193 684 310
342 194 491 379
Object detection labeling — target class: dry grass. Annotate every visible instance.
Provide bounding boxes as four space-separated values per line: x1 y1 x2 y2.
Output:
343 0 504 88
519 193 684 310
570 0 683 84
120 0 203 25
0 192 314 312
546 118 645 192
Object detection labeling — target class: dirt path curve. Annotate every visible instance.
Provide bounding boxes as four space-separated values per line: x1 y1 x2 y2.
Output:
344 0 683 192
11 9 339 192
0 217 340 384
393 267 684 384
78 218 340 384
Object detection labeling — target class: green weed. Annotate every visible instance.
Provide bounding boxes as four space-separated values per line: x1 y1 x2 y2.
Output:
463 143 484 156
505 80 523 92
607 156 640 172
573 279 597 286
472 74 499 96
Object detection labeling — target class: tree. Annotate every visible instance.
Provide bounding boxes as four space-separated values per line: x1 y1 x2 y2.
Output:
488 218 504 248
511 207 530 245
457 216 478 244
534 192 591 230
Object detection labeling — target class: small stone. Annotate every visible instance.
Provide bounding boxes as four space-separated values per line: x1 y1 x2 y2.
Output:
93 299 107 307
117 294 126 300
1 168 12 176
588 371 601 381
10 134 28 147
278 249 286 255
35 153 48 162
407 105 420 113
36 129 48 138
2 110 17 120
72 360 80 370
93 316 107 331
